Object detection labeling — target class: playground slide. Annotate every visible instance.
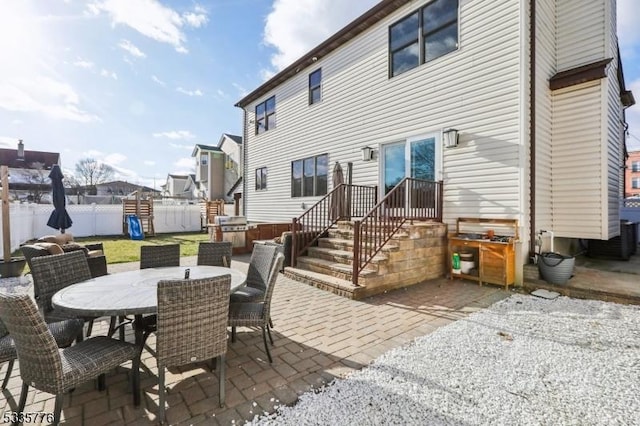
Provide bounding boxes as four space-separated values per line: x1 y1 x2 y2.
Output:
127 214 144 240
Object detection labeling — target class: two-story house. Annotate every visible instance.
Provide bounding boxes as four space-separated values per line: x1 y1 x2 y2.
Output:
625 150 640 197
235 0 634 286
161 174 197 200
191 134 243 203
0 140 61 203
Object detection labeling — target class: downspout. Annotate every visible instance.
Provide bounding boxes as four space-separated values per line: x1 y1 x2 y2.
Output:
528 0 537 259
240 108 248 218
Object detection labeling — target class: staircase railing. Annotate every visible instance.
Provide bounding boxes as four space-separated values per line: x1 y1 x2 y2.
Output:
291 184 377 267
352 178 443 285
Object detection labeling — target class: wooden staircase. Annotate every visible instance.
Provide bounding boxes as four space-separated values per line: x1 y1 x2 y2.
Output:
285 219 447 299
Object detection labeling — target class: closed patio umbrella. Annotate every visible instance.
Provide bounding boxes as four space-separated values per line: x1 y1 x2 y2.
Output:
46 165 72 233
330 161 345 220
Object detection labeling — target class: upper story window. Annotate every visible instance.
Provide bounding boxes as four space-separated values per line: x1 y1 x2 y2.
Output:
256 96 276 134
291 154 328 197
632 177 640 189
200 153 208 166
632 161 640 172
389 0 459 77
309 69 322 104
255 167 268 191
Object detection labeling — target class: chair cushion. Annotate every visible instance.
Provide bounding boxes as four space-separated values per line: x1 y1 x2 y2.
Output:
34 242 64 255
38 234 74 245
230 286 264 303
61 242 89 255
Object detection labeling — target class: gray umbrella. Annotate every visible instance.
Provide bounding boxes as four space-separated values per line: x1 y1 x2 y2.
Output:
330 161 345 220
46 165 73 233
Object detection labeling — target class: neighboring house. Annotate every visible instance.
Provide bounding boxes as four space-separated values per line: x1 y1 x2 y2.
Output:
67 180 161 204
0 140 61 203
161 174 197 199
235 0 635 285
191 134 243 203
625 150 640 197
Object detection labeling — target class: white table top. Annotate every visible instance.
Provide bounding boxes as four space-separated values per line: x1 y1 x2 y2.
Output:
52 266 246 317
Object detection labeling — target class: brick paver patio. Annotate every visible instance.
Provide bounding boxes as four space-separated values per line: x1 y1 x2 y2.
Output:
0 256 509 425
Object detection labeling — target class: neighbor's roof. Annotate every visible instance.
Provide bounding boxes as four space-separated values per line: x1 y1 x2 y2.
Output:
0 148 61 169
223 133 242 144
191 144 222 157
235 0 409 108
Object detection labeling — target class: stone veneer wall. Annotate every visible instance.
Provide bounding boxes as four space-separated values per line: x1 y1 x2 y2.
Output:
359 222 448 294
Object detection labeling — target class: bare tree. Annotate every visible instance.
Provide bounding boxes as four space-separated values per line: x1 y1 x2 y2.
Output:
75 158 115 191
15 162 49 203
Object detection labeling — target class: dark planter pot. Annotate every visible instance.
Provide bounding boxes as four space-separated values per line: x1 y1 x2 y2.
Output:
0 257 27 278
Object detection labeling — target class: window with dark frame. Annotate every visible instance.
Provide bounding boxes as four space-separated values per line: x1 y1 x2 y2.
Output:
633 177 640 189
200 153 208 166
255 167 268 191
291 154 328 197
389 0 458 77
632 161 640 173
309 69 322 104
255 96 276 134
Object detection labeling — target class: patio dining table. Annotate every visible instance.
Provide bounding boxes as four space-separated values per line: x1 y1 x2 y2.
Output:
51 265 247 345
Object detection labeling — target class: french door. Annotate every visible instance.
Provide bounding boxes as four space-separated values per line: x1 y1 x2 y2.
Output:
381 134 440 195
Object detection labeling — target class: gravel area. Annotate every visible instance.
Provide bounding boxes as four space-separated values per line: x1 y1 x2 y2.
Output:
250 295 640 425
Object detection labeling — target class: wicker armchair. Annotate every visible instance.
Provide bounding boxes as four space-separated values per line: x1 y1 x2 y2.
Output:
22 242 108 279
30 251 100 337
197 241 232 267
0 293 140 424
140 244 180 269
229 252 284 363
229 244 279 303
156 275 231 422
0 317 84 390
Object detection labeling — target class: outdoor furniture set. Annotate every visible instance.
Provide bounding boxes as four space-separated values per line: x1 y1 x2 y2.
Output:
0 240 284 424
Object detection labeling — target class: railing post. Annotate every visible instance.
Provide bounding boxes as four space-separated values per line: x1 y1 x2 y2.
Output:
352 220 360 286
437 180 444 222
291 217 298 267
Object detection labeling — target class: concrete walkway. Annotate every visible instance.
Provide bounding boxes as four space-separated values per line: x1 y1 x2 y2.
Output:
0 256 509 425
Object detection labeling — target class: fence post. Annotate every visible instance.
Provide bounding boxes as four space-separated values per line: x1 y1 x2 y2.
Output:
352 220 360 286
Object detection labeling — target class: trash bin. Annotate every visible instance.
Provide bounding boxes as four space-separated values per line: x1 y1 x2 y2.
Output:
538 252 575 285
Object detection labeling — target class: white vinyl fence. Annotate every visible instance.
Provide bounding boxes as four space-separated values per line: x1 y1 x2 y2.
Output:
0 203 217 258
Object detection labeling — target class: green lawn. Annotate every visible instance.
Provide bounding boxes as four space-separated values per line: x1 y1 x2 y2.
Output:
73 232 210 264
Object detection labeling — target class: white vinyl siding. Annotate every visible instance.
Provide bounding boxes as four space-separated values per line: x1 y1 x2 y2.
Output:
534 0 557 234
244 0 523 225
556 0 606 70
551 81 605 239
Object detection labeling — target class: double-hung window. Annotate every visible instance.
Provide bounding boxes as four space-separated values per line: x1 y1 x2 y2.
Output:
389 0 459 77
632 177 640 189
291 154 328 197
200 153 208 166
255 167 268 191
632 161 640 173
255 96 276 134
309 69 322 104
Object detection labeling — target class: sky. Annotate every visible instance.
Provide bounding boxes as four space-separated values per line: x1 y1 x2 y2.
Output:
0 0 639 191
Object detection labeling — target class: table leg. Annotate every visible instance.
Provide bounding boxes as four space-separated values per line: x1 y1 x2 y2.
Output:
134 314 144 348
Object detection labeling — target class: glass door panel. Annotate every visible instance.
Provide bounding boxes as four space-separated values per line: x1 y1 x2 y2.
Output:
409 137 435 181
383 143 406 195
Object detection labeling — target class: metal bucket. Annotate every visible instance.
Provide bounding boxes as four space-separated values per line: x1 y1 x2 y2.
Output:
537 252 575 285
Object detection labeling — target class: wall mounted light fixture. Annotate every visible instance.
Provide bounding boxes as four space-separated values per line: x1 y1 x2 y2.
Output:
443 128 459 148
361 146 375 161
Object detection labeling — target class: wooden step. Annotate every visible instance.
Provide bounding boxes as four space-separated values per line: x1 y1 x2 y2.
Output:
283 267 365 299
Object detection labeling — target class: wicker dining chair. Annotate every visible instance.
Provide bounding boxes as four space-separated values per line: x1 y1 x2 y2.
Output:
197 241 232 267
229 244 279 303
140 244 180 269
156 275 232 423
0 293 140 425
0 317 84 390
229 252 284 364
30 251 99 337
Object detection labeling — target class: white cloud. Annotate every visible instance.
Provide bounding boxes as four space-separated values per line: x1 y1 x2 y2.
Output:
153 130 195 140
73 58 95 69
12 119 23 125
143 160 156 166
618 0 640 56
0 76 99 123
169 142 193 150
104 152 127 165
176 87 203 96
118 39 146 58
174 157 195 170
100 69 118 79
263 0 378 72
0 137 18 148
232 82 248 97
151 75 166 86
88 0 208 53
